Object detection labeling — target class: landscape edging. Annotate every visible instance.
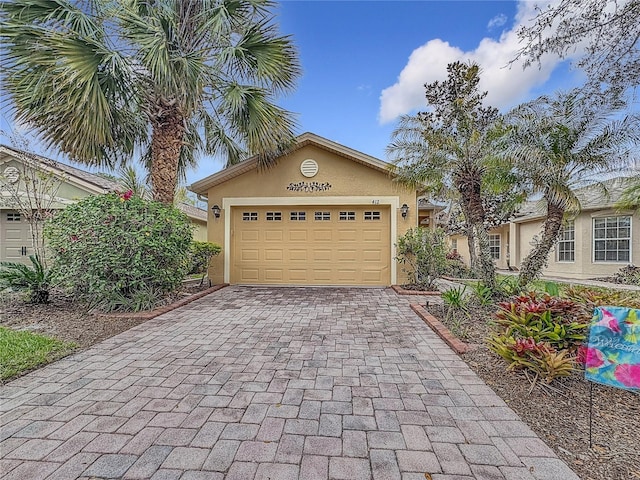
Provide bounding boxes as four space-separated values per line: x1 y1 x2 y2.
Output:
99 284 229 320
410 303 468 354
391 285 441 296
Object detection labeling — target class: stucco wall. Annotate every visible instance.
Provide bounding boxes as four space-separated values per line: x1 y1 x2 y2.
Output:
204 144 417 284
191 220 208 242
513 209 639 279
448 225 510 271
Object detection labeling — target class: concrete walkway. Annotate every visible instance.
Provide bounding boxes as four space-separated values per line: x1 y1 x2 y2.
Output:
1 287 580 480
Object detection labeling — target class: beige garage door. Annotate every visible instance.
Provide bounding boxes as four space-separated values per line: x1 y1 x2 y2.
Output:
0 210 33 264
231 205 390 285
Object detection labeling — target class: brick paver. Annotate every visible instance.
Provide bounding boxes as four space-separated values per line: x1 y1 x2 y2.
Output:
0 286 581 479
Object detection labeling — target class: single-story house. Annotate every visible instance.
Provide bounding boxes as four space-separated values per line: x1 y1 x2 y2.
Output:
448 177 638 280
189 132 418 286
0 145 208 264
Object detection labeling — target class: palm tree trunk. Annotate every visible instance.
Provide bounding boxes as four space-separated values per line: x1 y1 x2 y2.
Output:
150 109 185 204
518 201 565 288
456 171 496 289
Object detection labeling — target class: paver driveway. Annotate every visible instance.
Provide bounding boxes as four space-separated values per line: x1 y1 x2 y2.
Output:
1 286 580 480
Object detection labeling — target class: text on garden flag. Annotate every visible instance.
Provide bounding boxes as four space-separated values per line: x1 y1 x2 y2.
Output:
585 306 640 391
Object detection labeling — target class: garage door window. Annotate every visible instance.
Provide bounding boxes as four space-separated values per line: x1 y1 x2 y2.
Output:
242 212 258 221
290 211 306 221
266 212 282 221
339 211 356 221
6 212 21 221
364 211 381 220
315 211 331 221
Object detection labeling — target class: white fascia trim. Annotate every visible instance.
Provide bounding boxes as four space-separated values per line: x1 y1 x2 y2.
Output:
222 196 400 284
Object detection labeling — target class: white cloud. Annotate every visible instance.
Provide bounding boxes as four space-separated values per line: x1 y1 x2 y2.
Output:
487 13 507 30
378 1 578 124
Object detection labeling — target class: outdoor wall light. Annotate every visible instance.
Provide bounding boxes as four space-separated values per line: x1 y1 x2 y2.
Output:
212 204 221 218
400 203 409 218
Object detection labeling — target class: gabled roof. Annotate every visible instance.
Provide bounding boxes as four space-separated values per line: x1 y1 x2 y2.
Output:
189 132 396 195
417 198 446 211
0 144 120 193
178 202 207 221
0 144 208 221
513 177 636 223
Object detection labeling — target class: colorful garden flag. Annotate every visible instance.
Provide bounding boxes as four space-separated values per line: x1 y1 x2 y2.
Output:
585 306 640 391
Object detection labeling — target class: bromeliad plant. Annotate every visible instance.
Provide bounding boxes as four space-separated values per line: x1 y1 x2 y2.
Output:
488 292 588 383
487 335 575 383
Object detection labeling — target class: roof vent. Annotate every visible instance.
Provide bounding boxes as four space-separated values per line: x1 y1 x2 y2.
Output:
300 159 318 178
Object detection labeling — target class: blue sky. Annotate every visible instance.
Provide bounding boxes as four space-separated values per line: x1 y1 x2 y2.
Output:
0 1 592 185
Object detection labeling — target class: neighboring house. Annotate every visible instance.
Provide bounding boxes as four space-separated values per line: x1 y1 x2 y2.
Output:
417 198 446 229
0 145 208 264
189 132 418 286
449 177 638 280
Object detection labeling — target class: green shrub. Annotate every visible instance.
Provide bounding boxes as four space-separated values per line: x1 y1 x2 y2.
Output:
396 227 448 290
442 285 468 311
0 255 52 303
471 281 494 307
443 251 476 279
44 193 193 312
189 241 222 275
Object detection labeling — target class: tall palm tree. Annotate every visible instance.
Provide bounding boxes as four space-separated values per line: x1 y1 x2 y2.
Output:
505 90 639 287
1 0 300 204
387 62 516 289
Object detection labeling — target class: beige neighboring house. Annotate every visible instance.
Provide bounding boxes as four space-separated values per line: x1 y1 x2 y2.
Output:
0 145 208 264
449 177 638 280
189 132 418 286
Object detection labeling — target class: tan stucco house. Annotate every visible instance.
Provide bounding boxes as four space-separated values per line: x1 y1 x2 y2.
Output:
449 177 638 280
189 133 418 286
0 145 208 264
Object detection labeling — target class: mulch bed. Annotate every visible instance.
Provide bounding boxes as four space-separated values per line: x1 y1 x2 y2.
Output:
428 302 640 480
0 282 219 356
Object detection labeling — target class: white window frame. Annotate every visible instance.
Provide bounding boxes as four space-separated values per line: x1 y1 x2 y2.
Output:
556 220 575 263
489 234 501 260
592 215 632 263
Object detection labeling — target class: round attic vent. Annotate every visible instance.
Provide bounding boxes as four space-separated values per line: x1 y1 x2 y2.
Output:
300 159 318 178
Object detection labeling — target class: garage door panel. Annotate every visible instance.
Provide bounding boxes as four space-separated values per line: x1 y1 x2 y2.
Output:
312 229 333 242
337 229 357 241
362 250 382 262
241 249 260 261
312 269 332 281
289 230 308 241
265 269 284 281
289 269 307 281
363 229 383 241
241 230 259 241
362 269 386 283
288 249 308 261
337 269 357 282
264 249 283 261
240 269 259 281
337 249 357 261
265 230 283 241
231 206 390 285
313 249 332 261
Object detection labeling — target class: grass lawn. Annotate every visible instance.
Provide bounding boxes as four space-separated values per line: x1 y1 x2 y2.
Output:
0 326 76 381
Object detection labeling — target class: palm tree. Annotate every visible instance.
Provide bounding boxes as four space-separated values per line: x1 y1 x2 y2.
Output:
505 90 639 288
1 0 300 204
387 62 516 289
